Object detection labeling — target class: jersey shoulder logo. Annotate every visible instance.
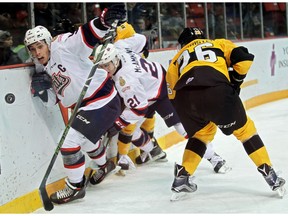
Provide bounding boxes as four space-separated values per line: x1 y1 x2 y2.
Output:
119 76 126 86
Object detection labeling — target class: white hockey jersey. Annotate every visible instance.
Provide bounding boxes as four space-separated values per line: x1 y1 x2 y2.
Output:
113 34 165 125
41 19 117 111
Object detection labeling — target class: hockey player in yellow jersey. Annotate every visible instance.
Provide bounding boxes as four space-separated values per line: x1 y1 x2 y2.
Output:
114 22 232 174
112 23 231 175
167 27 286 200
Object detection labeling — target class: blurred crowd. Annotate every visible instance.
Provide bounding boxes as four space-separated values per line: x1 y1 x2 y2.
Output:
0 2 287 66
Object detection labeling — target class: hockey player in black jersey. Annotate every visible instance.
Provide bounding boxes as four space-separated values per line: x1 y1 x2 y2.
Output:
166 27 286 200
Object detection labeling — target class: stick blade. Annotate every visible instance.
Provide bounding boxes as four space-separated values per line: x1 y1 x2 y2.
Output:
39 188 54 211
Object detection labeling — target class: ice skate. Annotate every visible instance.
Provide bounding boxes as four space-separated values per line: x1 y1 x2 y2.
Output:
170 163 197 201
151 137 168 162
257 163 286 198
135 139 167 165
50 176 86 204
90 160 120 185
207 152 232 174
116 154 136 176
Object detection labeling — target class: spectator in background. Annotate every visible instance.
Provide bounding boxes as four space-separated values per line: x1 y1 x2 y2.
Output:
128 3 159 49
134 18 146 33
126 3 137 25
0 5 30 63
0 13 12 29
34 3 60 32
243 3 261 38
51 18 76 37
214 4 225 38
161 4 184 47
9 9 29 47
226 17 239 40
86 3 102 21
0 30 22 66
64 3 82 24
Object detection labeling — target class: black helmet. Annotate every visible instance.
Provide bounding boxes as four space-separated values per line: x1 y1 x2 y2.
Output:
178 27 205 48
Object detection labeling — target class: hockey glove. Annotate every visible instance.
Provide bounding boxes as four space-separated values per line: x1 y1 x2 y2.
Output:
100 6 126 28
31 71 52 102
107 125 121 138
141 40 149 58
107 116 129 138
228 69 246 95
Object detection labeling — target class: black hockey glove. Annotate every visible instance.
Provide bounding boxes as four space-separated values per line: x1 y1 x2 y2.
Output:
100 6 126 28
228 69 246 95
107 115 128 138
31 71 52 102
107 125 121 138
141 40 149 58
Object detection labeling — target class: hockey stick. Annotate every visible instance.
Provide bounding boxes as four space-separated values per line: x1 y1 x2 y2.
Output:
39 20 119 211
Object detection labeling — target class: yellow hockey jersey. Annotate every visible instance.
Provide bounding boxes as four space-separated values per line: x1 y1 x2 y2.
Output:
166 38 254 99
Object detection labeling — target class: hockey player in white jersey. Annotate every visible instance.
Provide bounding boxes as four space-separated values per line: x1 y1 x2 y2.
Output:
24 5 126 204
110 22 167 173
109 22 231 174
94 38 187 170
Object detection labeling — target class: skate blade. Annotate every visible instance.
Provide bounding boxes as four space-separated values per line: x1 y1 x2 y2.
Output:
137 152 167 165
217 166 232 174
152 152 167 162
277 186 286 198
116 169 127 176
170 192 188 202
156 158 168 162
105 165 121 178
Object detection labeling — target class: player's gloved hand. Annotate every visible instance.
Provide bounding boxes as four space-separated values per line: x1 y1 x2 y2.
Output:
100 5 127 28
107 116 128 138
230 80 242 95
141 41 149 58
107 125 121 138
31 71 52 102
228 69 245 95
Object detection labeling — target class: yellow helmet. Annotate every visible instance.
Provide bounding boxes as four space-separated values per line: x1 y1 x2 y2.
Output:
114 22 136 42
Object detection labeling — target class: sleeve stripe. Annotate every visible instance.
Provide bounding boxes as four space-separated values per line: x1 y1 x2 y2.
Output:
80 19 107 48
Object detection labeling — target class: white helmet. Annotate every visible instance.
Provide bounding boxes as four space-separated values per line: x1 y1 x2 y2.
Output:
24 25 52 48
94 43 119 66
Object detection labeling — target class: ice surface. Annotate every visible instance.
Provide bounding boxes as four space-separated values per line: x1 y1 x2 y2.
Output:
34 99 288 214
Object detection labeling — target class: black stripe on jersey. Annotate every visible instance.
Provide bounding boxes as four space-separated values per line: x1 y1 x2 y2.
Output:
193 47 225 62
78 78 115 108
209 48 225 59
81 21 102 48
179 48 225 68
230 46 254 65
